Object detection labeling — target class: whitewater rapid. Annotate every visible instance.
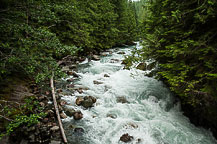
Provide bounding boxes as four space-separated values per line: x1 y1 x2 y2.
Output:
61 43 217 144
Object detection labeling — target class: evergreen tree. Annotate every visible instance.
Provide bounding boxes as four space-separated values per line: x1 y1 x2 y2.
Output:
139 0 217 137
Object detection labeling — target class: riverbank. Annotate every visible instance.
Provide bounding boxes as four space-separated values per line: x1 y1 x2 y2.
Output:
0 46 129 143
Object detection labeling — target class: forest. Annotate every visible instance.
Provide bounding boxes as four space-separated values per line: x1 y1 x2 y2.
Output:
0 0 137 84
1 0 217 143
137 0 217 139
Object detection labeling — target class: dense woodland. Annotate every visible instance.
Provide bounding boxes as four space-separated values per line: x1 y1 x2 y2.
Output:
136 0 217 138
0 0 138 83
1 0 217 141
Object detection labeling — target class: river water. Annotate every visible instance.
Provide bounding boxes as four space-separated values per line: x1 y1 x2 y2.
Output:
62 43 217 144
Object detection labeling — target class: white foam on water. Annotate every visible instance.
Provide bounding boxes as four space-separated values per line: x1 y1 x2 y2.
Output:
62 43 217 144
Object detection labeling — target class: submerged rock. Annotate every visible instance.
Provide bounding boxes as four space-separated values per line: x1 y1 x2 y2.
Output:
136 138 142 143
106 114 117 119
116 96 129 104
93 80 103 85
125 122 138 129
120 133 133 143
74 127 84 135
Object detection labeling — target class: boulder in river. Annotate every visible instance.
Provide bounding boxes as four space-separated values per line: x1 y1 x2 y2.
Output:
92 55 100 61
104 74 110 77
125 122 138 129
82 96 97 108
64 107 75 117
117 51 126 54
106 114 117 119
76 96 96 108
116 96 129 104
93 80 103 85
67 71 79 77
146 61 156 70
136 63 147 71
120 133 133 143
101 52 109 56
73 110 83 120
110 58 120 63
75 97 84 106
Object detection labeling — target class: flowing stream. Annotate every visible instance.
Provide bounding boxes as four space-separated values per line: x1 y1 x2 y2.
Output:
61 43 217 144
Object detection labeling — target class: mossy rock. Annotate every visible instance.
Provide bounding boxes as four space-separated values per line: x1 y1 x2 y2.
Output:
136 63 147 71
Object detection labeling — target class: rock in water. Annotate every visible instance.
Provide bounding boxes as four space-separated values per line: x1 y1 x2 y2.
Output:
73 111 83 120
60 112 67 119
82 98 94 108
110 59 120 63
136 63 147 71
92 55 100 61
85 96 96 103
104 74 110 77
76 96 96 108
101 52 108 56
67 78 74 82
64 107 75 117
93 80 103 85
120 133 133 143
117 51 126 54
74 128 84 136
147 61 156 70
75 97 84 106
116 96 129 103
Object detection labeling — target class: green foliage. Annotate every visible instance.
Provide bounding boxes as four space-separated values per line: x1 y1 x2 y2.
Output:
0 96 46 138
139 0 217 107
0 0 138 82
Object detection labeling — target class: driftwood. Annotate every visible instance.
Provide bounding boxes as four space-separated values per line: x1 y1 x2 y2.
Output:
50 73 68 143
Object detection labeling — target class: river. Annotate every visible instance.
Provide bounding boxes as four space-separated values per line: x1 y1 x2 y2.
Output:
61 43 217 144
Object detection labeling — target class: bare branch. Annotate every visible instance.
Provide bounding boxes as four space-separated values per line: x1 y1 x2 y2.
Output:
0 115 12 121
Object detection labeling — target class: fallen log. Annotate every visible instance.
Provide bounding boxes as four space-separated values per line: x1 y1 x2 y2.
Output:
50 73 67 143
